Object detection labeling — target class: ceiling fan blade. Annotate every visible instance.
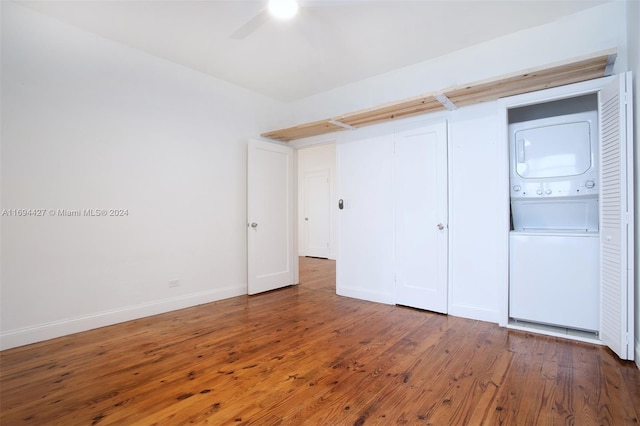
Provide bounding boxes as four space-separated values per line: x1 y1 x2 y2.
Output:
230 9 270 40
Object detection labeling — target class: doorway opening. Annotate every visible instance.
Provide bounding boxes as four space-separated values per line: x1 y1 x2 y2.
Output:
299 256 336 292
297 143 338 260
296 143 337 291
507 94 600 340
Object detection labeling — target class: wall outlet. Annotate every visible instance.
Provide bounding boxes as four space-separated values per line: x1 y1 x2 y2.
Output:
168 280 180 288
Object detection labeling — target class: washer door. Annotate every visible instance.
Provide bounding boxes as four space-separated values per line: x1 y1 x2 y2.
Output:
509 232 599 331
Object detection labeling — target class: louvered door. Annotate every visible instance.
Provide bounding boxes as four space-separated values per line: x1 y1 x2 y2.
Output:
599 72 634 360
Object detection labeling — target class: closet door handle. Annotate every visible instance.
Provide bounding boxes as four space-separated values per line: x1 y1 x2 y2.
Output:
437 223 445 230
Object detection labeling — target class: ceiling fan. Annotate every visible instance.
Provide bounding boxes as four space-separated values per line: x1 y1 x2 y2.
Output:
230 0 320 40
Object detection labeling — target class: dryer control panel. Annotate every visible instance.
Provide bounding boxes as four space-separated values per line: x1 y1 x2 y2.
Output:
510 178 598 198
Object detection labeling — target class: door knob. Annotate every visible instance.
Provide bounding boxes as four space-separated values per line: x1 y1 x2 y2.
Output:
305 218 309 221
250 222 258 228
437 223 445 230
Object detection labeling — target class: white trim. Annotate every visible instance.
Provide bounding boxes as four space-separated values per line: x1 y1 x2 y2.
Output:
391 127 398 306
0 285 246 350
623 71 635 361
497 105 511 327
336 286 393 305
446 119 454 316
257 136 292 147
497 75 615 110
293 147 300 284
449 304 501 324
290 137 338 150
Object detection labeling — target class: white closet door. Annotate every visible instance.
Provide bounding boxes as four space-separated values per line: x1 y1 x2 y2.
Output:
599 72 634 360
394 122 448 313
336 135 394 303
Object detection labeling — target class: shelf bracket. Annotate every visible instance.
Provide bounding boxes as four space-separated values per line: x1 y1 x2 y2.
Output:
434 93 458 111
329 119 357 130
604 52 617 76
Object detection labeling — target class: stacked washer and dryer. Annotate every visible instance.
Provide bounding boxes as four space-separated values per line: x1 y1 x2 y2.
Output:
509 102 600 333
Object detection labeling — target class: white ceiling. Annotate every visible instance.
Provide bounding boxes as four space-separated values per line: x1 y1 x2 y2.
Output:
17 0 609 102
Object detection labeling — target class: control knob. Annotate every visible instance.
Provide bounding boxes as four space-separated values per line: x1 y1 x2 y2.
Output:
585 180 596 189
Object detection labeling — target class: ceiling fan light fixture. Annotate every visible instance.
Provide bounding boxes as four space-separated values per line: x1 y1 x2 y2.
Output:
267 0 299 20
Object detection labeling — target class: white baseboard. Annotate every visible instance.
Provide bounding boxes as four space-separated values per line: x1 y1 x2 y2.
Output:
636 340 640 369
298 254 337 260
448 303 501 324
336 286 393 305
0 285 246 351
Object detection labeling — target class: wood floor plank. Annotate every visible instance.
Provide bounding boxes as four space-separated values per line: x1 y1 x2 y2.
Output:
398 322 514 425
1 257 639 425
274 311 448 425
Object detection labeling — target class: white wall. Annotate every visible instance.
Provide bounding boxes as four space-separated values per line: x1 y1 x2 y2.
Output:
297 144 337 260
287 2 628 126
291 1 629 324
627 0 640 367
0 2 286 349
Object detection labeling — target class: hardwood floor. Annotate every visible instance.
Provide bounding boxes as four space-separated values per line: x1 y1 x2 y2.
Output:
1 257 639 425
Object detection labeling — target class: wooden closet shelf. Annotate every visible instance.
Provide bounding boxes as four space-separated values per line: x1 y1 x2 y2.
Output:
261 49 616 142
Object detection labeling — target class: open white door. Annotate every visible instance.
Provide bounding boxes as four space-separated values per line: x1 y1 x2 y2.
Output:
394 122 448 313
247 139 296 295
599 72 634 360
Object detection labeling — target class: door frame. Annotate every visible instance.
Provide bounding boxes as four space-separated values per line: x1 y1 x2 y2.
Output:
295 142 338 260
497 76 618 335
